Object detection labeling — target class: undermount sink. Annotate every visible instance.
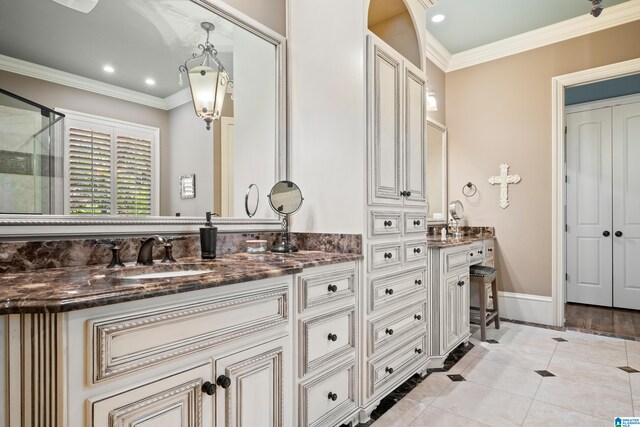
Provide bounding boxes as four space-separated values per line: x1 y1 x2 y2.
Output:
111 263 215 281
122 270 214 280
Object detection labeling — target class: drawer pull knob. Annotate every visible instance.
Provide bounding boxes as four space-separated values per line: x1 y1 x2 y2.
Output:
415 348 423 355
385 367 394 374
479 250 483 254
470 253 474 257
415 279 422 285
413 220 421 226
327 284 338 293
216 375 231 389
488 248 493 252
328 392 338 401
414 314 422 320
385 328 394 335
201 381 216 396
383 220 392 227
383 252 393 259
327 333 338 342
385 288 394 295
413 248 421 254
406 191 412 197
457 280 465 287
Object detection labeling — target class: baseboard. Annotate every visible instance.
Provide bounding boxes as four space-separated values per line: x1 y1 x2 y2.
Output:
497 291 554 326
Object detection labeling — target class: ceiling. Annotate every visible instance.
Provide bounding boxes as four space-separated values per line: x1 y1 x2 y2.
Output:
426 0 633 54
0 0 238 98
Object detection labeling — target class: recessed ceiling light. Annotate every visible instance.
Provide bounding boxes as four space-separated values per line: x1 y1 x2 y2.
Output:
145 78 156 86
431 14 445 23
103 65 114 73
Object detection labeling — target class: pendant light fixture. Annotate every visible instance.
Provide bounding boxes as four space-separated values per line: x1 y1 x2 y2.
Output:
179 22 230 130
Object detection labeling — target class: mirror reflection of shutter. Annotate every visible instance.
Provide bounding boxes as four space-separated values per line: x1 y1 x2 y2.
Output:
68 127 112 215
116 134 152 216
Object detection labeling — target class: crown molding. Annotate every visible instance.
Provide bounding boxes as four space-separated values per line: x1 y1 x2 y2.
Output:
425 0 640 73
0 54 174 110
446 0 640 72
425 30 451 72
164 88 192 110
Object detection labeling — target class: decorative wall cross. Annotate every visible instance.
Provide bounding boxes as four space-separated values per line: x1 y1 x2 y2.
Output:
488 163 521 209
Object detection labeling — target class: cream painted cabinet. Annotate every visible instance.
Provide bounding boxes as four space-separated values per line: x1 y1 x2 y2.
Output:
215 337 289 427
367 35 426 208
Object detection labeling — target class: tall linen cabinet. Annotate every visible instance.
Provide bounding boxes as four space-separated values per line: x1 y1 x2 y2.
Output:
359 33 429 421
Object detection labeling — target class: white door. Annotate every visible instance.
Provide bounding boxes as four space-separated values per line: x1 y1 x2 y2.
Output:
612 102 640 309
566 107 613 306
403 63 427 206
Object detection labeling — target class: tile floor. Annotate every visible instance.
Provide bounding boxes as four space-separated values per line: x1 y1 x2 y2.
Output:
370 321 639 426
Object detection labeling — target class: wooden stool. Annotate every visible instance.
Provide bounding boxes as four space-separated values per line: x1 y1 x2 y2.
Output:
469 265 500 341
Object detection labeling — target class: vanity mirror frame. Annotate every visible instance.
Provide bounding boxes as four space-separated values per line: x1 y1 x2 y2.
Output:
427 118 448 225
0 0 288 239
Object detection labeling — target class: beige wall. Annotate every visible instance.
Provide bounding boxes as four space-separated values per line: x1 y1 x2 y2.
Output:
0 70 173 214
223 0 286 36
369 11 421 69
425 56 445 124
446 21 640 297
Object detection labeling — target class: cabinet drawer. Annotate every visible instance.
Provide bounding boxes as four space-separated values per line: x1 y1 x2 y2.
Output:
90 285 289 383
299 360 357 427
367 301 427 356
298 266 356 313
369 242 402 272
404 239 427 264
442 247 470 274
484 240 495 261
370 268 426 312
300 307 356 376
368 334 427 396
370 210 402 237
469 244 483 265
403 212 427 235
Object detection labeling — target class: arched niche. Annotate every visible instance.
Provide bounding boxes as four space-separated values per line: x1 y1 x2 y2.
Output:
367 0 422 69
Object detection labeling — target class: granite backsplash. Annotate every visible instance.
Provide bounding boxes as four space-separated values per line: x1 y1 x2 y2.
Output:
0 232 362 273
426 225 495 238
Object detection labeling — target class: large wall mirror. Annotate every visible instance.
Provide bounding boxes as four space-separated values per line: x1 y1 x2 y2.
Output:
0 0 286 235
427 119 447 224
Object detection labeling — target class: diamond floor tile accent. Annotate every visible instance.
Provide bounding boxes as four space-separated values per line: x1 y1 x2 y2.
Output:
486 339 499 344
618 366 640 373
553 337 568 342
447 374 466 381
535 370 556 377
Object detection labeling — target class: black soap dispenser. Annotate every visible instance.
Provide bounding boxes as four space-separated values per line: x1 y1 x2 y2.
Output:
200 211 218 259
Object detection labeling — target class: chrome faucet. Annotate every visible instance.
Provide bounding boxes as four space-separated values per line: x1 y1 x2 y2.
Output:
137 236 165 265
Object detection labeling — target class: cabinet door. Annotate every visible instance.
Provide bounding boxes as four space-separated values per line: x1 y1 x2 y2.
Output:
442 275 460 353
367 36 403 206
215 337 289 427
458 273 470 337
91 361 213 427
402 64 426 206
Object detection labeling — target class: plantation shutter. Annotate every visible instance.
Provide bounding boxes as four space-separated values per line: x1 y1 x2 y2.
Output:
64 113 157 216
67 127 112 215
116 134 152 215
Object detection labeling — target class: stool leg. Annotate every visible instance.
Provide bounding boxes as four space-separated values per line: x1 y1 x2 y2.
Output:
491 278 500 329
479 280 487 341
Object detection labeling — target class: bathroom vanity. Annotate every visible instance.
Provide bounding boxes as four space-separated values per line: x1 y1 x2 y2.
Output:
0 251 361 427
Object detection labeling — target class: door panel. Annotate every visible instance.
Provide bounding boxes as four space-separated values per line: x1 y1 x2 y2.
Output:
368 37 402 206
403 65 426 206
442 275 459 353
613 102 640 309
566 108 613 306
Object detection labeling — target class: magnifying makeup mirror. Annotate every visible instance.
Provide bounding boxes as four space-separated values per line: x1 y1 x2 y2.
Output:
268 180 304 253
244 184 259 218
448 200 464 238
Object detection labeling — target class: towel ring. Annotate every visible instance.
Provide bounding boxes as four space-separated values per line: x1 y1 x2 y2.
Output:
462 182 477 197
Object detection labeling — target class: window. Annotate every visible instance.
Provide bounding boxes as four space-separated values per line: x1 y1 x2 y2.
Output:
63 111 159 216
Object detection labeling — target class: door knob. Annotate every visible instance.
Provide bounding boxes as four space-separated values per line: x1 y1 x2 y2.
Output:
216 375 231 389
615 231 623 237
201 381 216 396
603 231 610 237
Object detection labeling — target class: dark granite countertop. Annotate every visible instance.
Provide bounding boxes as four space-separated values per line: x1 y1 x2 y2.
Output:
427 234 495 249
0 251 362 314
